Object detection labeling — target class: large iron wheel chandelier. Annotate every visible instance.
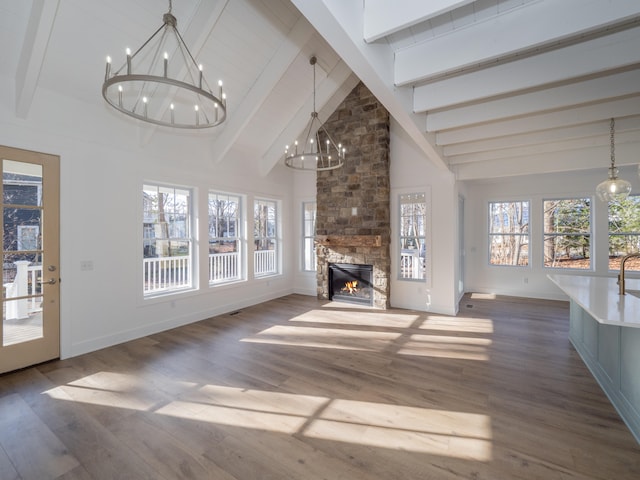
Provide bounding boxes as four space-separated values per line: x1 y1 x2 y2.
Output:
102 0 226 129
596 118 631 202
284 56 345 171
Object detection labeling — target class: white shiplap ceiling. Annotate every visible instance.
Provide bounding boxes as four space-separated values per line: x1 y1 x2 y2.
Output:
5 0 640 180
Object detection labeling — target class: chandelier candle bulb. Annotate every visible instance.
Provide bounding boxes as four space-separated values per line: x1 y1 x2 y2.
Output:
163 52 168 77
117 85 123 107
105 56 111 80
198 64 203 89
143 96 148 118
170 103 174 124
126 48 131 74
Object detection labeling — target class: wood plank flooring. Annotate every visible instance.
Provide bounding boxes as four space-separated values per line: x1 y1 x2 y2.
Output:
1 293 639 479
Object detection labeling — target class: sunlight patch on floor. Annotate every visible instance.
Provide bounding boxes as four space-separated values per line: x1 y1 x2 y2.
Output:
241 325 401 351
397 334 491 361
43 379 493 460
290 311 420 328
43 372 199 411
418 315 494 333
242 324 491 360
158 385 492 460
470 293 497 300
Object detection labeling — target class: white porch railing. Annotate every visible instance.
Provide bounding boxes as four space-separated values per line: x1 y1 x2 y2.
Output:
254 249 276 276
400 249 425 279
143 256 191 294
209 252 239 283
4 261 43 319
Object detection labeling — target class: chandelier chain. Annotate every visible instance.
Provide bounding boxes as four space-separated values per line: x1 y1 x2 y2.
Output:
312 58 316 114
610 117 615 169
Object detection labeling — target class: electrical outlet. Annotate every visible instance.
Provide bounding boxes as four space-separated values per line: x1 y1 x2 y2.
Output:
80 260 93 271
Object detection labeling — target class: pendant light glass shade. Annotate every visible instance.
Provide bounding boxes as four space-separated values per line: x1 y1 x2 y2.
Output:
596 118 631 202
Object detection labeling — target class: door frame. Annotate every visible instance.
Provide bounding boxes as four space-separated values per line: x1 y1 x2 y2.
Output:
0 145 60 373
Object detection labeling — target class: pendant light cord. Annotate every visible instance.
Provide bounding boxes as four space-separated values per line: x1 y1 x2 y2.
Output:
610 117 615 170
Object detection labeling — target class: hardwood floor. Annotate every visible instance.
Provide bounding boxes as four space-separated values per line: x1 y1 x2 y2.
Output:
1 293 639 479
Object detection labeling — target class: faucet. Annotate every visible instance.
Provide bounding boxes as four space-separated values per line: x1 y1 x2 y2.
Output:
618 252 640 295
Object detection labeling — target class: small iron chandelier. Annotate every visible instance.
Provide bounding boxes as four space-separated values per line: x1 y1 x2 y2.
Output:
284 56 345 171
102 0 226 129
596 118 631 202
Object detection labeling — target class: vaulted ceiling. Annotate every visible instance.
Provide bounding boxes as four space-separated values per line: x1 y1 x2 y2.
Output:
4 0 640 181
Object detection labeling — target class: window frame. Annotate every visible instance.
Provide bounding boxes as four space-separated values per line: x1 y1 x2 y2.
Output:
542 197 592 270
302 201 316 272
608 193 640 272
398 192 427 282
208 190 244 285
488 200 530 267
253 197 280 278
142 182 195 298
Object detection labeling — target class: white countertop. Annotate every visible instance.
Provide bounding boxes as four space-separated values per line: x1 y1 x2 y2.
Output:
548 274 640 328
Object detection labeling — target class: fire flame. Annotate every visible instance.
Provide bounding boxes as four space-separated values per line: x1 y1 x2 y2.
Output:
342 281 358 294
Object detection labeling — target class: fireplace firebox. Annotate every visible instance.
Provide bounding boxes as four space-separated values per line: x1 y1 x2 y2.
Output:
328 263 374 306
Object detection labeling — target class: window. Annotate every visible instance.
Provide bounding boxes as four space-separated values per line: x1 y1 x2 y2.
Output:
209 192 242 284
543 198 591 269
399 193 426 280
302 201 316 271
254 198 278 276
609 194 640 271
143 184 193 296
489 201 529 266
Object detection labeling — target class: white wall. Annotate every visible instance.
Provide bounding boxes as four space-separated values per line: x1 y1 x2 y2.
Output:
389 118 459 315
0 76 296 359
463 166 640 300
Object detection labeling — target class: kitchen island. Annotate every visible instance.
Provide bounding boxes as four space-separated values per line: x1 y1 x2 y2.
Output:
548 274 640 443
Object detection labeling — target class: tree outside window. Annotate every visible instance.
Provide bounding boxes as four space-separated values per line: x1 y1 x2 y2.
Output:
543 198 591 269
609 194 640 271
489 201 529 266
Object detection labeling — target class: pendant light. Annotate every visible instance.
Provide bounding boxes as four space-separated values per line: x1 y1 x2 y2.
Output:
596 118 631 202
283 56 345 171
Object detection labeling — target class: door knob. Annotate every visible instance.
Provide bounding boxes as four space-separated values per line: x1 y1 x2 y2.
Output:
39 278 57 285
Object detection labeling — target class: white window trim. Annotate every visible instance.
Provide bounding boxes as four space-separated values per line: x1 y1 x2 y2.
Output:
302 200 317 272
542 196 593 271
487 199 531 268
208 190 245 286
253 197 281 278
141 181 197 300
391 186 431 287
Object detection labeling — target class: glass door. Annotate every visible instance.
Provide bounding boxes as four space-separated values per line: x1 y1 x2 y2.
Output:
0 146 60 374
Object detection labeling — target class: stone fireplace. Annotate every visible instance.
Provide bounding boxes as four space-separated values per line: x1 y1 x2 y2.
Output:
316 82 390 309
